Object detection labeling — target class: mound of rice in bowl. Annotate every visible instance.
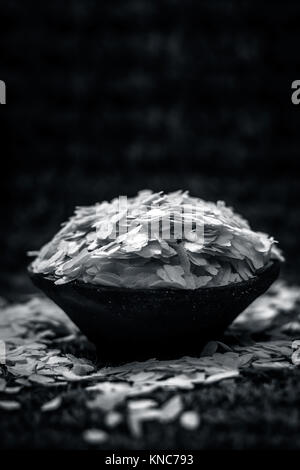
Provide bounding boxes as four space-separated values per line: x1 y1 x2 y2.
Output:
30 190 283 289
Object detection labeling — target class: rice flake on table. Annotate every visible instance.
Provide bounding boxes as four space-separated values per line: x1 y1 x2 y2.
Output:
30 190 283 289
0 281 300 431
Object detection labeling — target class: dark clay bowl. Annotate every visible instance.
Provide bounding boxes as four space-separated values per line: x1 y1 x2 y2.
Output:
28 260 280 362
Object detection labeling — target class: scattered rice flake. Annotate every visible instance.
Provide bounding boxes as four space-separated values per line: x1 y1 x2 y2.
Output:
104 411 123 428
0 400 21 411
128 399 157 411
180 411 201 430
82 429 108 445
205 370 239 384
41 396 62 412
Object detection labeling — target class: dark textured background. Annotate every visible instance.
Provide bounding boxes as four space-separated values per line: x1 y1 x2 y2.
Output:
1 0 300 451
1 0 300 291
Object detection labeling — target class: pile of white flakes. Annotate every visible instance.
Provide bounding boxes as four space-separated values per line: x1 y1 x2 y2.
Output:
30 190 283 289
0 280 300 444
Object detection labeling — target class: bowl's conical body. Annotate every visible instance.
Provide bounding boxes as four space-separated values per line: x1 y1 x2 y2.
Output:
28 261 280 362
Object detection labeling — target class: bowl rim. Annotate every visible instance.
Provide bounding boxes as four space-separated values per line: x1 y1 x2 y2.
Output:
28 259 280 294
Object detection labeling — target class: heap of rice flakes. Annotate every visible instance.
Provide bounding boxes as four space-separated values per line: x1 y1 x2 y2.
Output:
30 190 282 289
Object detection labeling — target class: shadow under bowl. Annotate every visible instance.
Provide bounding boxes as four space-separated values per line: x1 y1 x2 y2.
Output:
28 261 280 363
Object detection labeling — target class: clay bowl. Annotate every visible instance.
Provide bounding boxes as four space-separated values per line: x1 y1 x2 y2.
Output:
28 260 280 363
